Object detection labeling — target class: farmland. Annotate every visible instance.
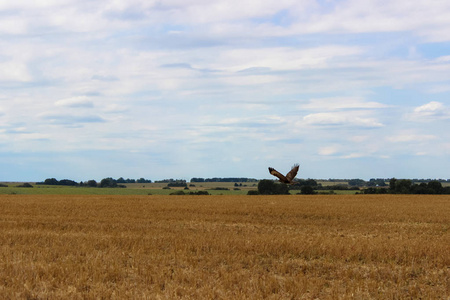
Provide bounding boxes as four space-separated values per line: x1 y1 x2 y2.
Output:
0 182 357 195
0 182 258 195
0 194 449 299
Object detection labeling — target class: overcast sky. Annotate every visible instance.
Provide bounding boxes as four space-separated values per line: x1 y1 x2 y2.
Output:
1 0 449 182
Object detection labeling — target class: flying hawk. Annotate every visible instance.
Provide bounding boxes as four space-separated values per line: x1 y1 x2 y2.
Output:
268 164 299 184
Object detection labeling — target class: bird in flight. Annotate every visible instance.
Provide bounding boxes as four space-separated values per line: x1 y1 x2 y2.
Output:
268 164 299 184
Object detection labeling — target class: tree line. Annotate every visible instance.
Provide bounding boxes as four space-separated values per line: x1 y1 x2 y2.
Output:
36 177 153 188
363 178 450 194
190 177 258 182
34 177 450 194
252 178 450 195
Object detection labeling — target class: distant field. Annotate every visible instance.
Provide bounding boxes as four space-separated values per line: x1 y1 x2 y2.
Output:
2 180 448 195
0 182 260 195
0 182 358 195
0 194 448 299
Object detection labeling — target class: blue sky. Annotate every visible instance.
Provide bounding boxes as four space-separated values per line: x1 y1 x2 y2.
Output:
1 0 449 181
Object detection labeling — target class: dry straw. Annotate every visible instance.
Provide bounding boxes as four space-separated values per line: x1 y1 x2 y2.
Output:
0 194 449 299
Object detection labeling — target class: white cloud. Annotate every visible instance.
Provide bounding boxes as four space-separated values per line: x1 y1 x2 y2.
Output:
300 97 388 110
414 101 444 113
407 101 450 120
143 0 306 24
55 96 94 108
213 46 362 72
303 111 384 127
427 85 450 93
0 61 32 82
285 0 450 42
40 113 105 126
348 135 369 143
387 134 437 143
318 145 340 156
341 153 366 159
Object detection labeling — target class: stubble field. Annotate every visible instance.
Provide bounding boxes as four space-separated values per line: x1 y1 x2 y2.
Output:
0 194 449 299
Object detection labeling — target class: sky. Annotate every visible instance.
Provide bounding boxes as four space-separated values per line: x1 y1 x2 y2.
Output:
1 0 450 182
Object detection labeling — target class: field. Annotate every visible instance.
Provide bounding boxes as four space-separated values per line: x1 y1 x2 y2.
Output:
0 194 449 299
0 182 259 195
0 182 357 195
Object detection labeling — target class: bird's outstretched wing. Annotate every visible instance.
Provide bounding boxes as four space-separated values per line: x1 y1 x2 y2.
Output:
285 164 299 182
268 167 289 183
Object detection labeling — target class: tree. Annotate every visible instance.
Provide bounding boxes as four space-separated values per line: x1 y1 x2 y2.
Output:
167 182 187 187
390 179 412 194
17 183 33 188
290 179 318 190
389 178 397 192
300 185 316 195
44 178 59 185
190 178 205 182
258 180 289 195
348 179 366 187
368 178 387 187
427 181 443 194
86 180 98 187
59 179 78 186
247 190 259 195
363 187 388 194
100 178 117 188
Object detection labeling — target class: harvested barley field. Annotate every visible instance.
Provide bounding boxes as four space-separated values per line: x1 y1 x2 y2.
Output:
0 194 449 299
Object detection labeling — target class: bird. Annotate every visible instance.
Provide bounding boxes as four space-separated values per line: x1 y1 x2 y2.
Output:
268 164 299 184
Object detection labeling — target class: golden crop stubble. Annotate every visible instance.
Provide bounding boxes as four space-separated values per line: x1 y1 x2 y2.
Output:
0 194 449 299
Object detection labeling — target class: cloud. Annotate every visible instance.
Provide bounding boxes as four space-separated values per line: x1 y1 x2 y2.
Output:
300 97 389 110
0 61 32 82
41 113 105 126
283 0 450 41
55 96 94 108
303 111 384 128
318 145 341 156
14 132 50 141
386 134 438 143
102 104 129 113
216 115 283 126
212 46 362 72
415 101 444 113
341 153 367 159
237 67 272 74
160 63 194 69
91 75 119 81
1 0 449 43
407 101 450 121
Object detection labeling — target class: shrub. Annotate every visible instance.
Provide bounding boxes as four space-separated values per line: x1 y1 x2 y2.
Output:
257 180 289 195
17 183 33 188
170 190 210 195
167 182 187 187
86 180 98 187
189 191 209 195
99 178 117 188
300 185 316 195
170 190 186 195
